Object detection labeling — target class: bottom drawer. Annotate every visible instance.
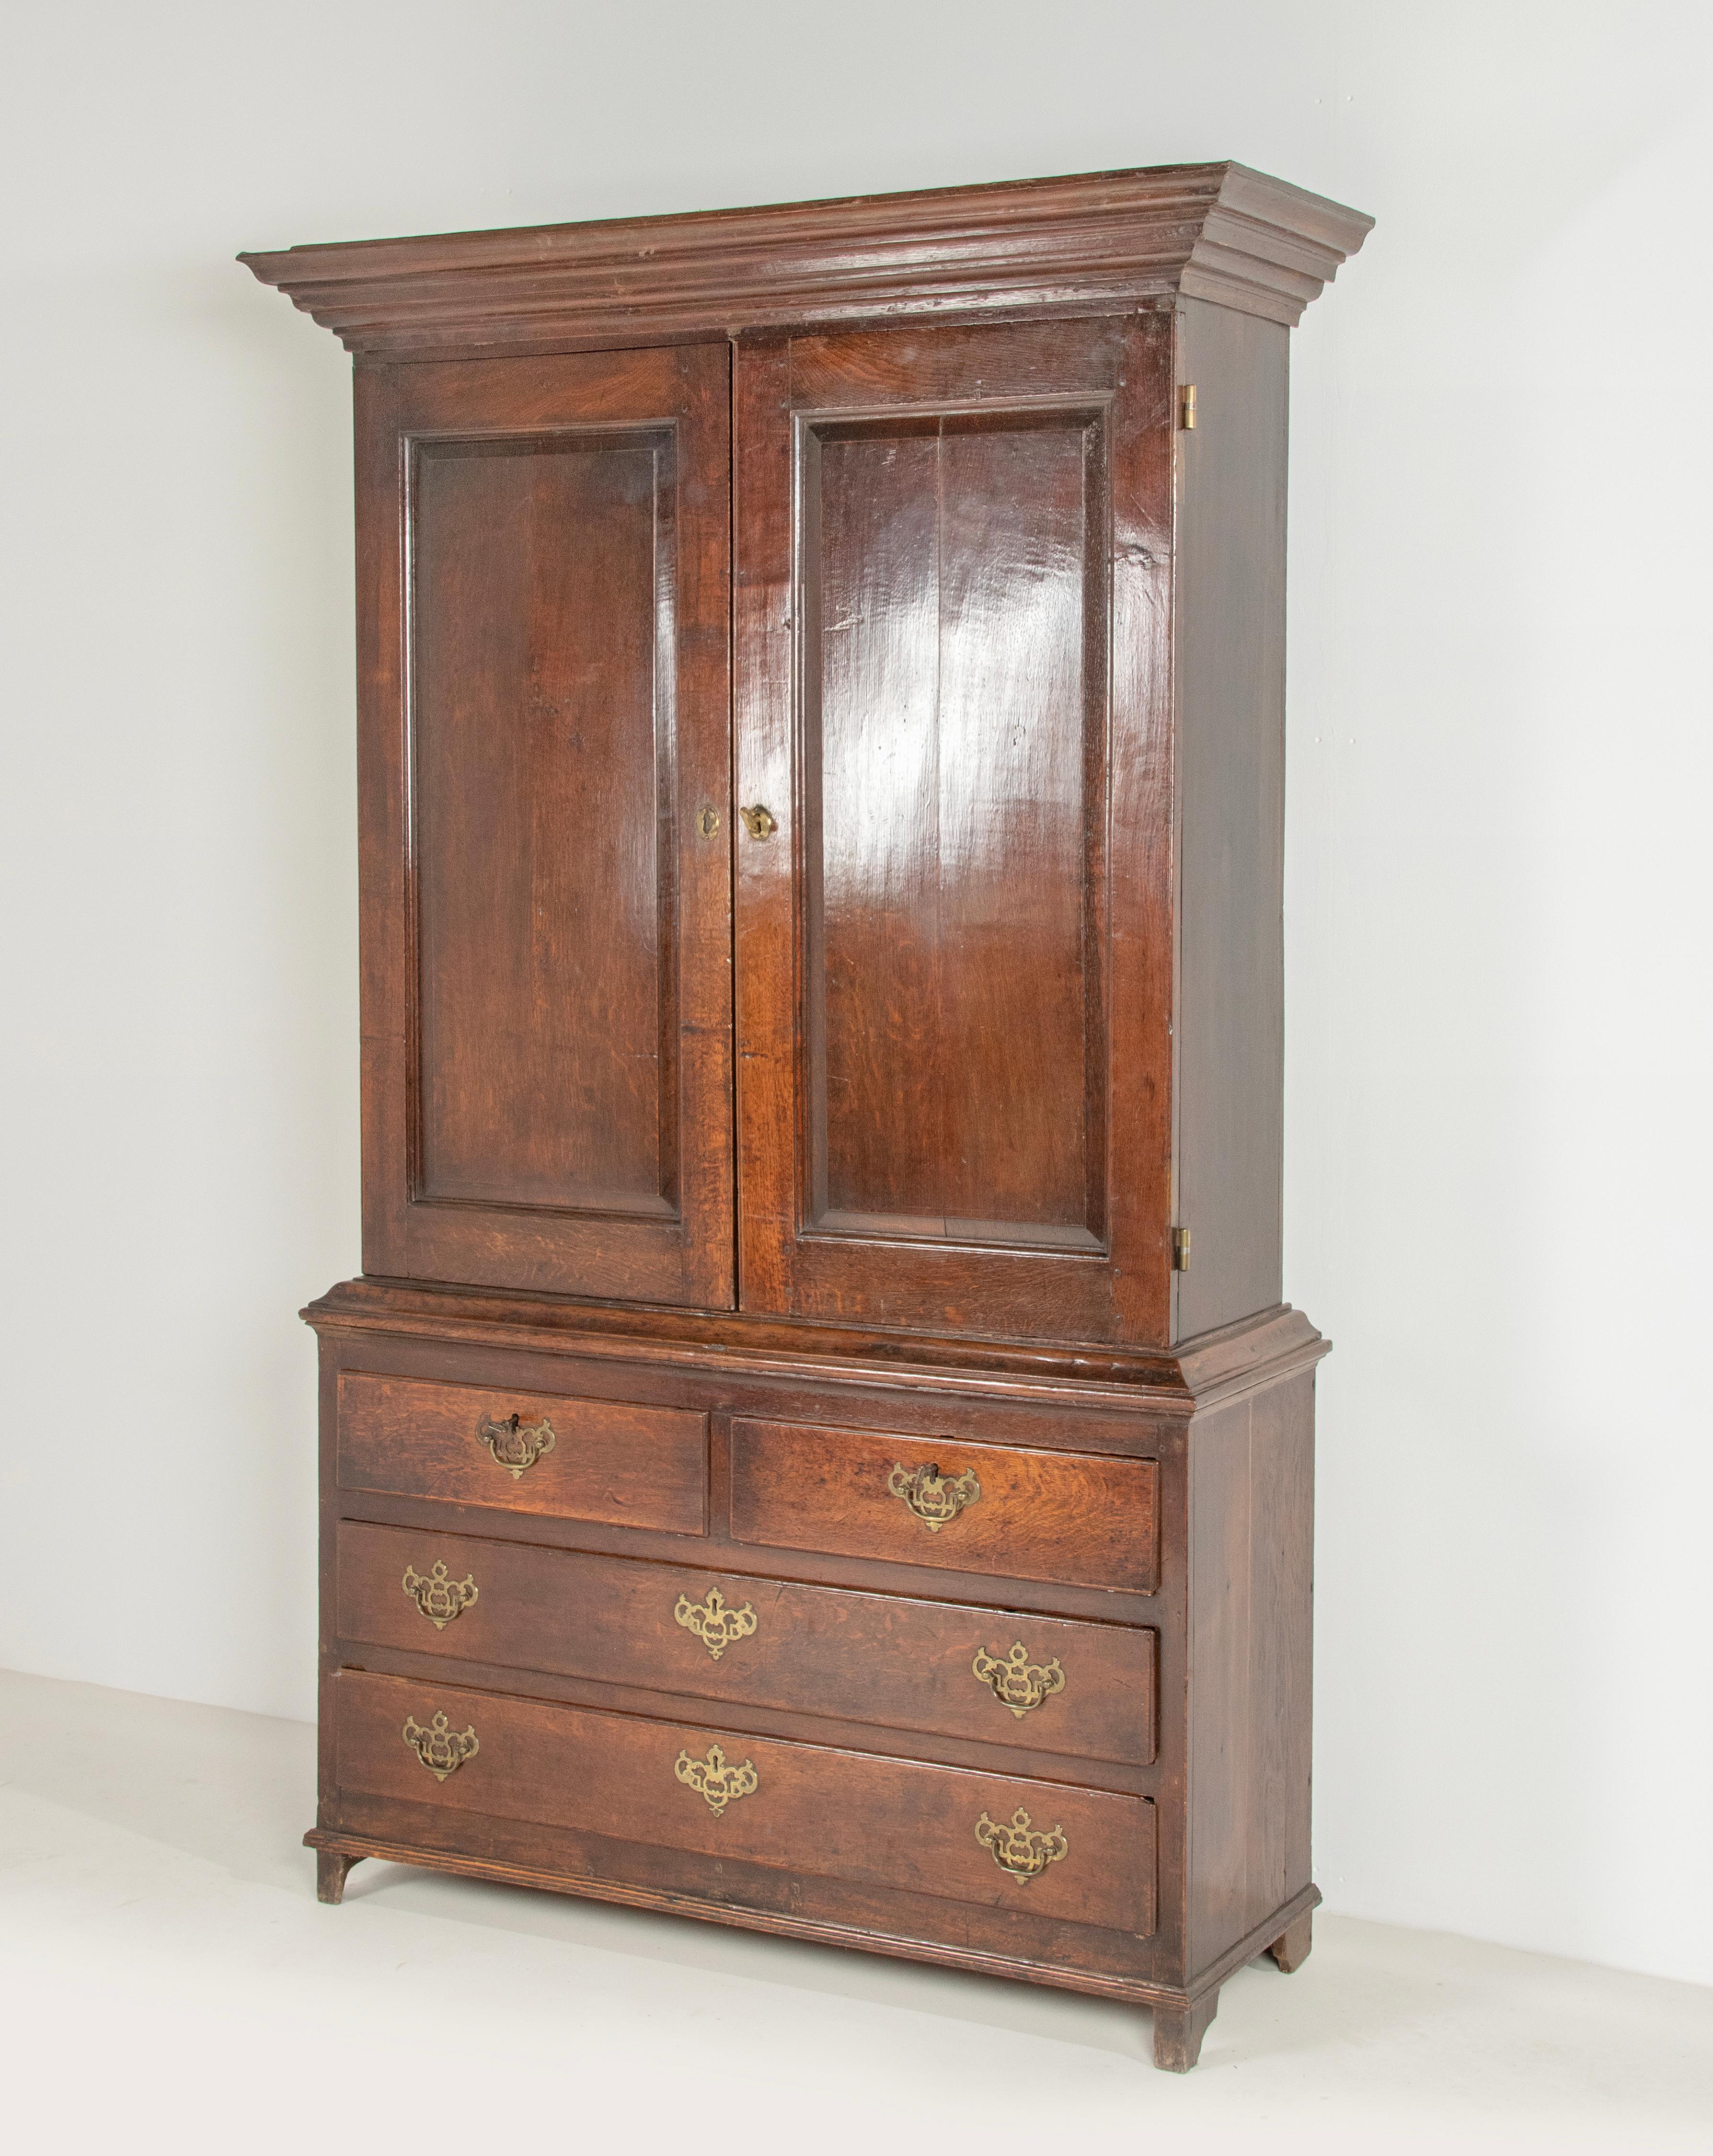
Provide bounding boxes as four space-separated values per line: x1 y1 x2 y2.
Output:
333 1669 1155 1938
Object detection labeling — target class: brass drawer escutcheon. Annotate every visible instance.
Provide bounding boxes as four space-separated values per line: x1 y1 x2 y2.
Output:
971 1641 1065 1718
402 1709 480 1782
674 1743 758 1816
674 1585 758 1661
976 1806 1068 1883
401 1559 479 1629
886 1460 981 1533
476 1411 557 1479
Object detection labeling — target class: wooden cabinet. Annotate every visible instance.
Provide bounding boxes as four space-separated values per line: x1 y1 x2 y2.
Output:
244 160 1370 2072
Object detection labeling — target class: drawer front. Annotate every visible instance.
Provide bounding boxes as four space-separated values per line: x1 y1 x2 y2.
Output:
333 1669 1155 1935
336 1373 707 1534
730 1418 1158 1593
338 1521 1157 1766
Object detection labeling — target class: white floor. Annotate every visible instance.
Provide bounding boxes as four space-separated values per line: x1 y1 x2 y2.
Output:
3 1669 1709 2156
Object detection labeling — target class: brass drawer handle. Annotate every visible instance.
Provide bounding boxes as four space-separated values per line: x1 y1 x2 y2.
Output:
976 1806 1068 1883
972 1641 1065 1719
476 1411 556 1479
887 1460 981 1533
402 1709 480 1782
674 1585 758 1661
401 1559 479 1630
674 1743 758 1816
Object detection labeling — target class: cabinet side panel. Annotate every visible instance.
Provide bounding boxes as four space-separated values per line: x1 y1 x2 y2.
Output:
1173 300 1288 1340
1185 1371 1314 1977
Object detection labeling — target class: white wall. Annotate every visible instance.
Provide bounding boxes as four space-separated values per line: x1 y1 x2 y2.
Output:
4 0 1709 1986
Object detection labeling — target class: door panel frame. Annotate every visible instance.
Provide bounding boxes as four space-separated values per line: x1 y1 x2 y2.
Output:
356 344 735 1306
733 316 1176 1345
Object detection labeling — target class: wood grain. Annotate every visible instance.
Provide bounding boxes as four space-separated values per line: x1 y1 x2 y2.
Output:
336 1371 708 1534
805 409 1102 1245
305 1275 1330 1409
337 1519 1159 1766
355 344 735 1307
735 312 1177 1344
244 157 1371 2072
1184 1375 1315 1975
333 1668 1156 1936
1172 298 1289 1342
414 428 675 1215
729 1416 1159 1592
239 161 1373 358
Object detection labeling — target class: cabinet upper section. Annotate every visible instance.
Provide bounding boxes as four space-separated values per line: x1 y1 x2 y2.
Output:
239 161 1372 361
244 166 1371 1351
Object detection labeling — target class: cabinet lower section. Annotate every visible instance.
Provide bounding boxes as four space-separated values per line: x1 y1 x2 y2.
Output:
305 1282 1326 2067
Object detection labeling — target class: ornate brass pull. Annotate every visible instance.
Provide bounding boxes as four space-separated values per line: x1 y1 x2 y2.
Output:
674 1743 758 1816
476 1411 556 1479
402 1559 479 1630
737 803 777 839
674 1585 758 1661
972 1641 1065 1719
887 1460 981 1533
402 1710 480 1782
976 1806 1068 1883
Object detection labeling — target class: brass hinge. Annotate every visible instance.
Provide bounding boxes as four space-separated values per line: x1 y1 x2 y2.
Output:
1178 384 1197 430
1172 1227 1192 1272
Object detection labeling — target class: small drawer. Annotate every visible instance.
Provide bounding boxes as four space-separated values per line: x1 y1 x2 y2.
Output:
336 1373 707 1535
338 1521 1158 1766
333 1669 1155 1936
729 1418 1158 1594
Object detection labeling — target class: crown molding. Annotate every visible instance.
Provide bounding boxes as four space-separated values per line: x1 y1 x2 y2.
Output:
240 161 1372 360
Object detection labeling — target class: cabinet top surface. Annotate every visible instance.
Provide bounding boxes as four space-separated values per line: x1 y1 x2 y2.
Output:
240 161 1373 358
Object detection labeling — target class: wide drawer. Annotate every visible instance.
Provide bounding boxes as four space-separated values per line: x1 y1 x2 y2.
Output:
333 1669 1155 1936
338 1520 1157 1766
336 1373 707 1534
730 1417 1158 1593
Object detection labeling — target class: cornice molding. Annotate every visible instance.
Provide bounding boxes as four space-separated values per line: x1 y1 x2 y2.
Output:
240 162 1372 360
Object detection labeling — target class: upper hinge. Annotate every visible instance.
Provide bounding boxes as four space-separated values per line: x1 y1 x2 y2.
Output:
1172 1226 1192 1272
1178 384 1197 430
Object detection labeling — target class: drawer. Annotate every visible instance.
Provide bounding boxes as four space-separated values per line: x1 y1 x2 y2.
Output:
730 1417 1158 1593
338 1521 1157 1766
336 1373 707 1534
333 1669 1155 1936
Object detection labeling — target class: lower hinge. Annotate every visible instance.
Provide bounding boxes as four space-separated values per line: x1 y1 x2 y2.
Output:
1172 1226 1192 1272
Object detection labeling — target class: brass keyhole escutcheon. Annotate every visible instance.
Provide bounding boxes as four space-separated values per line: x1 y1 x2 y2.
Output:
738 804 777 840
696 805 721 839
476 1411 556 1479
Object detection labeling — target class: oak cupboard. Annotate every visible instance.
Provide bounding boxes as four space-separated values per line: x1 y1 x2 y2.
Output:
242 161 1370 2072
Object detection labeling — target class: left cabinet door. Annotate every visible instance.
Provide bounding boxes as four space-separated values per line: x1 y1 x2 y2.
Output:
356 345 735 1306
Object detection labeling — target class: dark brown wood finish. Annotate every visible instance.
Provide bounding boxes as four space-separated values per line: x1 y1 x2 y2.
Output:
240 163 1373 358
729 1418 1160 1592
334 1669 1156 1937
356 344 735 1306
243 161 1370 2074
336 1372 708 1534
735 314 1177 1343
1172 298 1289 1342
1184 1371 1316 1976
337 1520 1159 1766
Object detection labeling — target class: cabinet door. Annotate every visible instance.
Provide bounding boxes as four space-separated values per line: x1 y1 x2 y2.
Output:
734 318 1174 1343
357 345 733 1305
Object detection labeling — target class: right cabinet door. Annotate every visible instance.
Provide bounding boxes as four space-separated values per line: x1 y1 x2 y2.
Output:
735 316 1176 1344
